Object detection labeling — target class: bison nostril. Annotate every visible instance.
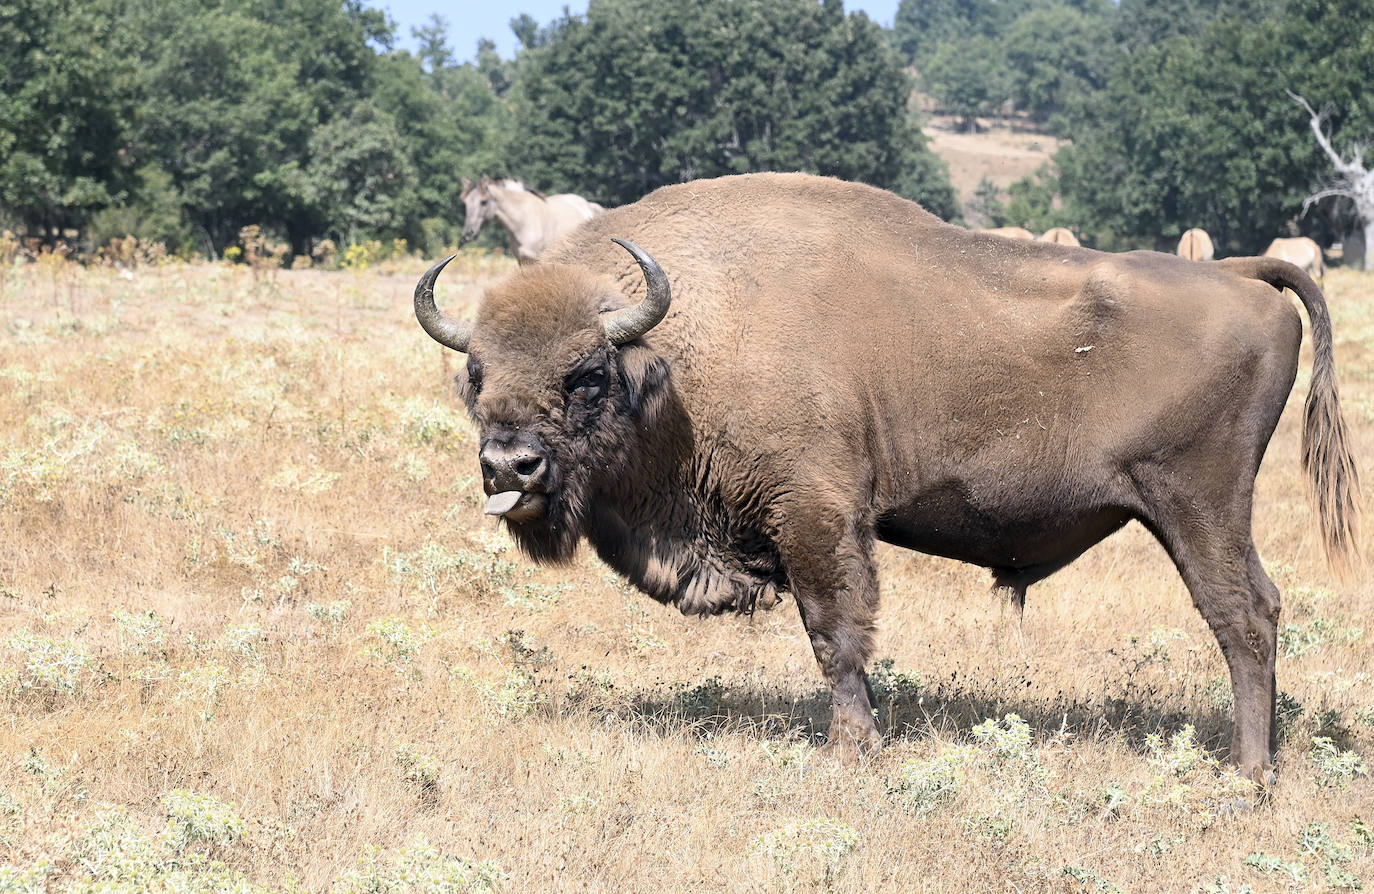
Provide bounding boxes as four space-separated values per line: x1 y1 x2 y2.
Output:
514 456 543 477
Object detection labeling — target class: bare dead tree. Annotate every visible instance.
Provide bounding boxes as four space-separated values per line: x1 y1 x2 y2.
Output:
1288 90 1374 271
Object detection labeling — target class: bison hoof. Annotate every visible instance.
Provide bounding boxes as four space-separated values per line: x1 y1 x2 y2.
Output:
818 727 883 766
1247 762 1278 796
1215 763 1275 813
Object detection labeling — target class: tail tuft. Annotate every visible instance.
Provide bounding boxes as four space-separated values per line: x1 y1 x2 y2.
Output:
1302 360 1362 581
1221 256 1363 578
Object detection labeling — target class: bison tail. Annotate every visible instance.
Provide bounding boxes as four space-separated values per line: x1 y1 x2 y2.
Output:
1222 257 1362 579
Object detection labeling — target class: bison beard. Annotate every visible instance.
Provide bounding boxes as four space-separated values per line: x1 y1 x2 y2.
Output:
415 173 1361 785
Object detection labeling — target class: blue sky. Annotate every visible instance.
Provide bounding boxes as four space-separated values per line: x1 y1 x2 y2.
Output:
376 0 904 61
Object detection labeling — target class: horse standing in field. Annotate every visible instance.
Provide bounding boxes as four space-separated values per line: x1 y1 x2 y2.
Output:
461 176 605 264
1037 227 1080 246
1263 236 1325 280
1177 228 1215 261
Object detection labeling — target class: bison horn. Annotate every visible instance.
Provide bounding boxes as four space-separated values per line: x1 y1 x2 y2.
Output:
413 253 472 353
601 238 671 345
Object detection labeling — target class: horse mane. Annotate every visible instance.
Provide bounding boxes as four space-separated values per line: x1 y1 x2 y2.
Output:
497 179 548 201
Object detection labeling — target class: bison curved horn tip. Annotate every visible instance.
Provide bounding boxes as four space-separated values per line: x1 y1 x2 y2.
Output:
414 253 472 353
602 237 671 345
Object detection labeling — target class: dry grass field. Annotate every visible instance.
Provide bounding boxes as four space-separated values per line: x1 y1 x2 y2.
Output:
1 251 1372 893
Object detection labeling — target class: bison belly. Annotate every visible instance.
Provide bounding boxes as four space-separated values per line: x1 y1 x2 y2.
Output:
874 479 1131 573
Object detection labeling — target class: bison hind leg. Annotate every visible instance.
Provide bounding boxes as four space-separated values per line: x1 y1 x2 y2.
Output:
1181 536 1279 790
1137 496 1279 790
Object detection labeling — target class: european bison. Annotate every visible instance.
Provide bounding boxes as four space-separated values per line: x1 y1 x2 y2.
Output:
415 173 1359 784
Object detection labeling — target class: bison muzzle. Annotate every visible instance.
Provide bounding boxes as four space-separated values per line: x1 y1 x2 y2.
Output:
414 173 1361 784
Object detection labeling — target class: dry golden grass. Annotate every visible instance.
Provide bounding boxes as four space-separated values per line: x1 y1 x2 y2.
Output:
0 255 1371 893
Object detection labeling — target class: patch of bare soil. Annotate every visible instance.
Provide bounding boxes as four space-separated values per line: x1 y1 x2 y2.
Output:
923 113 1064 213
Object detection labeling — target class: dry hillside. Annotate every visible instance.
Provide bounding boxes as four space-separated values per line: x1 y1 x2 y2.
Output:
923 114 1063 223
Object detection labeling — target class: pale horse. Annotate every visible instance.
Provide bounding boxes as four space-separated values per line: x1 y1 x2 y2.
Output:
1262 236 1325 279
1037 227 1080 246
1176 228 1215 261
460 176 605 264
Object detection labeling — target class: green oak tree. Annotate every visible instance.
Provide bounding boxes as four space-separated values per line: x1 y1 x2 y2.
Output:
509 0 958 218
920 35 1011 131
892 0 1013 67
1002 1 1114 130
0 0 137 241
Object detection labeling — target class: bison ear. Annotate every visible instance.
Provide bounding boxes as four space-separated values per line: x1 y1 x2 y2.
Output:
618 345 670 421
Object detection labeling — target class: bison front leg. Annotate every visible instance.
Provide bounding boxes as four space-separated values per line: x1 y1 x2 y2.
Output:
806 617 883 763
779 516 883 763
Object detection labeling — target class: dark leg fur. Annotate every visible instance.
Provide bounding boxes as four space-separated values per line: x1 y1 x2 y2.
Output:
1185 537 1279 786
777 504 883 761
1137 480 1279 786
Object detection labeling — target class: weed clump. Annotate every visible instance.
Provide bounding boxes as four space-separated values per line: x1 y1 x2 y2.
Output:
0 862 50 894
394 744 441 806
385 541 523 604
362 617 433 680
1309 736 1368 787
4 630 93 696
971 712 1035 766
886 745 978 815
162 789 245 853
747 817 859 891
332 839 506 893
112 609 167 656
306 599 352 634
62 800 276 892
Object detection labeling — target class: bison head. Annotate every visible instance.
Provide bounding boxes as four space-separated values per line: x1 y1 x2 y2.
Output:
413 239 672 563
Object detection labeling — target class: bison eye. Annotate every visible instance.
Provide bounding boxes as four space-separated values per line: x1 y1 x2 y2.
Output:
466 358 484 396
568 367 606 401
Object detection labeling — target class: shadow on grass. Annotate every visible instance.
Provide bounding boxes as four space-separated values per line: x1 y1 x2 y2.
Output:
527 630 1348 762
594 672 1273 761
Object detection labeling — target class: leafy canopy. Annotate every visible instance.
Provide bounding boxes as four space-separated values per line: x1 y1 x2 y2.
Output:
509 0 958 218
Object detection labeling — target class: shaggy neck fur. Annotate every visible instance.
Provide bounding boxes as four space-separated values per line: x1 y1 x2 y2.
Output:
580 386 786 616
464 263 786 612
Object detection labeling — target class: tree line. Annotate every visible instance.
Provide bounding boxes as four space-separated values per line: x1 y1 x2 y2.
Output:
0 0 955 258
2 0 1371 260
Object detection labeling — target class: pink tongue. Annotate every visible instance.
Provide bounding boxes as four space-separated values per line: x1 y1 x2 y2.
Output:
485 491 523 516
